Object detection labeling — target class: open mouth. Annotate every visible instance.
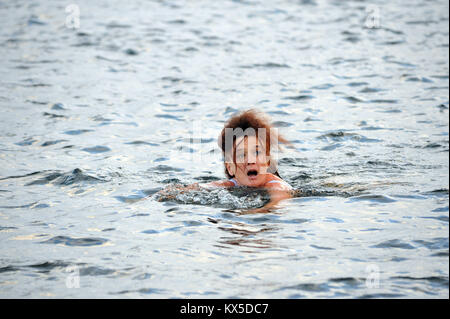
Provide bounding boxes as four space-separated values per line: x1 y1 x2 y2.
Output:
247 169 258 177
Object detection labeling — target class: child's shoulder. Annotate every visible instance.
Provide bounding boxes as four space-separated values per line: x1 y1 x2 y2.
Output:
263 174 292 190
202 179 236 188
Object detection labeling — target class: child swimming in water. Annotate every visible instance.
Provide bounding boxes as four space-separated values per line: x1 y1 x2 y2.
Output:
158 109 293 213
206 109 292 191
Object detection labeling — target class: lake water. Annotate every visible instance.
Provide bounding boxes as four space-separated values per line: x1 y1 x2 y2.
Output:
0 0 448 298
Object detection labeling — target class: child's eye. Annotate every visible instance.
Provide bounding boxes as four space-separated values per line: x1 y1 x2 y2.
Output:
255 150 264 157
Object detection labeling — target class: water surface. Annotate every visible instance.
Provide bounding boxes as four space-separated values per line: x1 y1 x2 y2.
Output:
0 0 448 298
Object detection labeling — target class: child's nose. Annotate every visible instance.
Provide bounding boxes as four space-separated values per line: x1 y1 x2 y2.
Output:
246 153 257 164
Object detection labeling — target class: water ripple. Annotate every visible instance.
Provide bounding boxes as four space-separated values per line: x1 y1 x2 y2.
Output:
41 236 109 247
372 239 415 250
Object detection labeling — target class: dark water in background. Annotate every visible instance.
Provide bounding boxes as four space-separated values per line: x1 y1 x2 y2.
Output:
0 0 448 298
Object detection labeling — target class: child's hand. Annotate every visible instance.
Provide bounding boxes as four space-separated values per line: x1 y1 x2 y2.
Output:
238 188 292 215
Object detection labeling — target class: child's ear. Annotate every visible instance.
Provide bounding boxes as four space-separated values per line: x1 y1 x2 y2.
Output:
225 163 236 177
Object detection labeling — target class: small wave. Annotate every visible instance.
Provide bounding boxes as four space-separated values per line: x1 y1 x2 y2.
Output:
82 146 111 154
413 238 449 250
272 120 294 127
115 188 160 204
390 276 449 288
0 226 18 231
79 266 116 276
329 277 363 287
359 87 385 93
115 195 146 204
112 288 168 296
124 48 139 56
276 283 330 293
358 293 405 299
310 244 335 250
28 261 72 272
369 99 399 104
347 81 368 87
42 112 67 119
41 236 108 247
26 168 106 186
317 131 380 143
342 96 365 103
347 194 397 203
404 76 433 83
320 143 342 151
0 171 42 181
372 239 415 250
0 265 20 273
283 95 315 101
51 103 66 110
0 261 75 274
310 83 334 90
154 114 184 121
422 189 449 197
421 216 449 223
0 202 38 209
41 140 67 147
147 164 184 173
104 22 132 28
239 62 290 68
15 137 37 146
125 141 159 146
27 15 47 26
63 129 94 135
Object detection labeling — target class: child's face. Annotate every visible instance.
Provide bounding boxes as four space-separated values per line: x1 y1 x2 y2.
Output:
227 135 269 187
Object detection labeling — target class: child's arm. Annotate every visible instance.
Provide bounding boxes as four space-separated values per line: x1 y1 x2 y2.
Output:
239 184 292 214
201 180 235 188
